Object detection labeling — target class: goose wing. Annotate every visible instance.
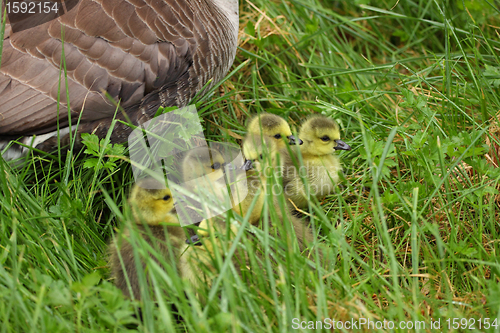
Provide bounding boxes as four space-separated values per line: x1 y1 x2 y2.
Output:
0 0 236 136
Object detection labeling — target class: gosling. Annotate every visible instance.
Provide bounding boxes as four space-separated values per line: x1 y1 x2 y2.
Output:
232 134 278 225
178 146 231 224
281 116 351 208
247 113 302 150
109 178 193 300
181 146 227 195
237 134 318 256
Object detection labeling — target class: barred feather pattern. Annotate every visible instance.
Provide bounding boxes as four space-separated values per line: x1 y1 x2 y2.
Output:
0 0 238 148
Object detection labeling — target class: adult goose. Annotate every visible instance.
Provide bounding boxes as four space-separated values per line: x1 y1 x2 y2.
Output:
0 0 239 158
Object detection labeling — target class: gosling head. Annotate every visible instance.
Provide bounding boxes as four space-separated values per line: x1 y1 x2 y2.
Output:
182 147 226 183
247 113 302 149
242 134 278 172
129 178 179 226
299 116 351 156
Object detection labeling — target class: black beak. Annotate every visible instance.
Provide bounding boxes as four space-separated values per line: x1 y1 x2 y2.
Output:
185 234 202 246
288 135 303 145
242 159 253 171
334 139 351 151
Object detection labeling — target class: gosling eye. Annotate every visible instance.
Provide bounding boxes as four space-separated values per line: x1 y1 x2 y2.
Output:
211 162 221 170
320 136 330 142
274 134 282 139
163 195 171 201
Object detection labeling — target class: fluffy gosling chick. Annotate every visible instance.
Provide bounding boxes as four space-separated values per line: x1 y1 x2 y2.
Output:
128 178 181 226
109 178 190 300
194 135 277 264
230 134 278 225
182 146 226 185
247 113 302 150
282 116 351 208
178 146 231 225
238 134 318 256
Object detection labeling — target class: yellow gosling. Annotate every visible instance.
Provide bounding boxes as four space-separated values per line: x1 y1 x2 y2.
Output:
247 113 301 150
281 115 350 208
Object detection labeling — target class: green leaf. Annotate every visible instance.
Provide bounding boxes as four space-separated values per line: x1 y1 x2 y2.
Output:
83 158 100 169
245 21 255 36
82 272 101 288
47 283 72 307
484 65 500 88
81 133 100 157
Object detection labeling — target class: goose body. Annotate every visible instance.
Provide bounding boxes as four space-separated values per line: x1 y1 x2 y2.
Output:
0 0 239 156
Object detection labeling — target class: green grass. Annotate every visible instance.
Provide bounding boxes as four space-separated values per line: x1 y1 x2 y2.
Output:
2 0 500 331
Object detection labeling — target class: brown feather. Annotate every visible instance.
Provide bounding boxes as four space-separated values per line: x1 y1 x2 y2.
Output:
0 0 238 146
